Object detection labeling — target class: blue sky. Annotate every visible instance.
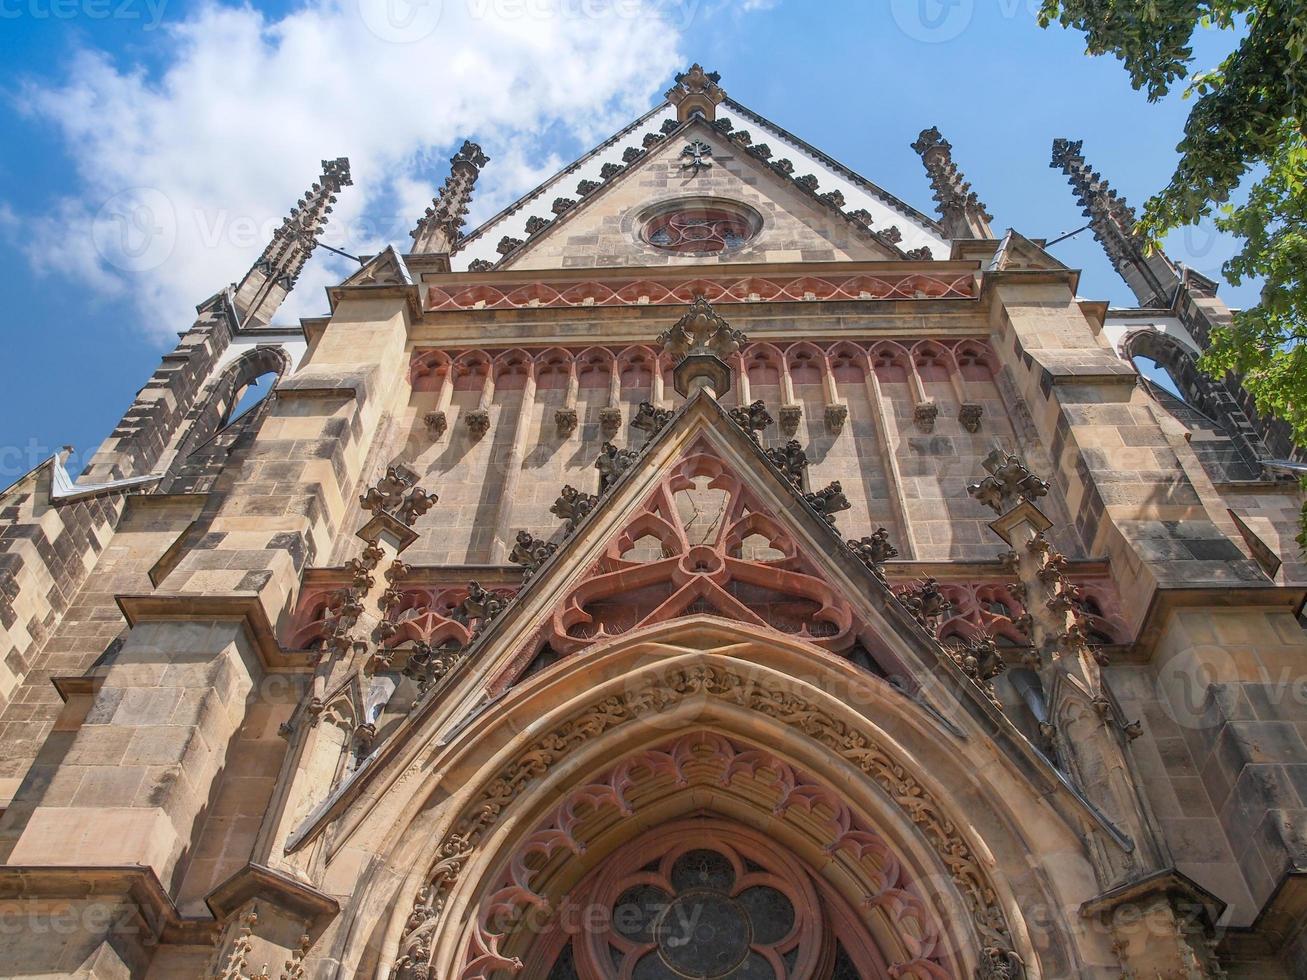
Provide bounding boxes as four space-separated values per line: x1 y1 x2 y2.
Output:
0 0 1246 479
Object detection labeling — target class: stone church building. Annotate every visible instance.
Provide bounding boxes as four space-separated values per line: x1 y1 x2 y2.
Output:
2 65 1306 979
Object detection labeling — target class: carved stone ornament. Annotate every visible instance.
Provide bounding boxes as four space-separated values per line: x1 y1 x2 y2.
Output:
727 399 774 441
896 577 953 634
462 581 509 636
551 484 599 532
598 406 622 438
779 404 803 435
389 663 1023 980
495 235 523 256
595 441 638 493
847 528 898 576
403 640 462 700
360 466 415 514
665 63 725 121
680 139 714 174
467 259 494 272
508 530 557 578
959 402 984 433
967 449 1050 514
631 401 673 437
551 197 576 215
765 439 808 487
524 215 550 235
825 402 849 434
656 294 747 363
423 410 447 438
803 481 851 525
914 401 939 432
465 410 491 440
554 407 578 438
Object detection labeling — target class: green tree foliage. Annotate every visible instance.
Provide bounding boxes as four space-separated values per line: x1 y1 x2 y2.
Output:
1040 1 1307 535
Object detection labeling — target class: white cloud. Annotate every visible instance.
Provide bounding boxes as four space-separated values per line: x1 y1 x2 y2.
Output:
7 0 698 336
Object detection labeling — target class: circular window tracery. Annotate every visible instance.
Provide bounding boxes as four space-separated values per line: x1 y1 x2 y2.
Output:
640 201 761 255
582 833 823 980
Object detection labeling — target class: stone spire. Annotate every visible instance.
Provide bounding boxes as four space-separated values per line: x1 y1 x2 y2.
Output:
666 64 725 123
232 157 352 327
410 140 490 254
910 127 993 240
1050 138 1181 307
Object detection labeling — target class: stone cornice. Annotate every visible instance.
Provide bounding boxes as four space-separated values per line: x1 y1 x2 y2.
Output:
116 593 316 672
0 865 217 946
205 862 338 929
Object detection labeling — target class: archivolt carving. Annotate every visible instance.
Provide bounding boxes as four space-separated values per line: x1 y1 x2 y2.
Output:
459 733 951 978
390 662 1022 979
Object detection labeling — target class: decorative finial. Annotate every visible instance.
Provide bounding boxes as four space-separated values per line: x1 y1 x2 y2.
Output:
232 157 353 326
910 127 992 240
666 64 726 122
411 140 490 254
656 294 747 398
1050 137 1179 307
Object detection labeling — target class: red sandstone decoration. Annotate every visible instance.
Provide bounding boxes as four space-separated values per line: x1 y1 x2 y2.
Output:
458 733 951 979
286 581 519 651
489 439 872 691
410 338 1002 401
424 271 975 313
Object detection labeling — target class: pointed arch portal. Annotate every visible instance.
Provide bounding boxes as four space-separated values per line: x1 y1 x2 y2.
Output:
380 622 1042 980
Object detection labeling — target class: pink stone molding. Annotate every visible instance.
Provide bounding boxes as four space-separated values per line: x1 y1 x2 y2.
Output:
423 272 976 314
457 733 956 980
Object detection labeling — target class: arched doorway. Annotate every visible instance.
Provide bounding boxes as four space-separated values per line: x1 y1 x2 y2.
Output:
529 819 894 980
436 731 988 980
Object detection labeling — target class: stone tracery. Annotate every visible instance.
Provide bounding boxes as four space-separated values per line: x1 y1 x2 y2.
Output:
390 656 1025 980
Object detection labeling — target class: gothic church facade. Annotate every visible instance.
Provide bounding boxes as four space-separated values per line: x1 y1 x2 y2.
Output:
0 66 1305 979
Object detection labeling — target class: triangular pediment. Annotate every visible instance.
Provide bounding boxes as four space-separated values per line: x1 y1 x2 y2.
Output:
497 119 902 270
462 394 951 699
987 229 1069 273
339 245 414 287
452 99 948 271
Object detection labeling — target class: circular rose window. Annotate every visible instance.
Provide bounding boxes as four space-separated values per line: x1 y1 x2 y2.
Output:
576 825 826 979
641 201 760 255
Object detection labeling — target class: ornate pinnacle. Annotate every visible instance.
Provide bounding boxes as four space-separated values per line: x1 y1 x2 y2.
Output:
657 295 748 398
411 140 490 254
967 450 1049 515
910 127 992 240
233 157 352 326
1050 137 1179 306
666 63 726 122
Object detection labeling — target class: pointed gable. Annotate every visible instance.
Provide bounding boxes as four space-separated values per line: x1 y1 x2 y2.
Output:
470 393 945 697
499 120 901 270
450 97 949 272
